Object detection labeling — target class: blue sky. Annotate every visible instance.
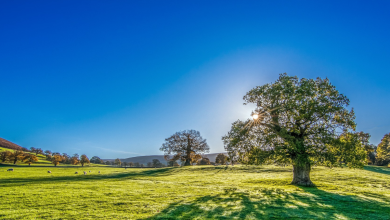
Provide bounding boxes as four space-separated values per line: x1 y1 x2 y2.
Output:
1 1 389 159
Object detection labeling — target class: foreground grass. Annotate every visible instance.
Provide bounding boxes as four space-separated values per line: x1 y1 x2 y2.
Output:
0 165 389 219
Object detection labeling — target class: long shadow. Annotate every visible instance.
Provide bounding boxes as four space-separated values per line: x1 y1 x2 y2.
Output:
364 165 390 176
0 167 177 187
146 187 390 219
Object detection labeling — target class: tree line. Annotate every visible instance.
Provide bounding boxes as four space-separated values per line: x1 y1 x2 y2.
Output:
0 147 106 167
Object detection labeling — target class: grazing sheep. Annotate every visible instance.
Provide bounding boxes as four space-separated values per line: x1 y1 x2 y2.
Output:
83 171 87 175
75 172 78 174
7 168 14 172
98 171 100 174
89 171 91 173
48 171 51 173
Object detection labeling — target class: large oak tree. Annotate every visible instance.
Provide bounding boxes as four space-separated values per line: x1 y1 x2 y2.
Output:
222 73 366 186
160 130 210 166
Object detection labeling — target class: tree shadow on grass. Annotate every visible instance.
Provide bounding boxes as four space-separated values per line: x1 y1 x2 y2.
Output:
364 165 390 176
0 167 177 187
146 186 390 220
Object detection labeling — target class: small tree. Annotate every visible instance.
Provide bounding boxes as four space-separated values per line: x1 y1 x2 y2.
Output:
376 133 390 166
152 159 163 168
51 155 63 166
80 155 90 167
123 162 128 167
114 158 121 167
23 154 38 166
70 156 80 165
134 162 140 167
160 130 210 166
129 162 134 167
10 150 25 164
90 156 103 164
62 153 71 164
44 150 52 156
147 162 152 167
197 157 211 165
0 151 12 163
215 153 227 165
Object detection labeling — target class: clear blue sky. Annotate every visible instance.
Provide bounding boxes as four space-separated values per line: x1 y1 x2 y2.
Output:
1 1 389 159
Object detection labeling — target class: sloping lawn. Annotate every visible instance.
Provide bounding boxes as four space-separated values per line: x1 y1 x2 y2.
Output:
0 165 389 219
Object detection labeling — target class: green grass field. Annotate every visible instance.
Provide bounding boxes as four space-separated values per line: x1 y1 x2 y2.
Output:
0 165 389 219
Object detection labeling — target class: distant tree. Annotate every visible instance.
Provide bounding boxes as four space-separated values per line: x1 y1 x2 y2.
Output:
147 162 152 167
62 153 71 164
222 74 363 186
167 160 174 167
44 150 52 156
80 155 90 167
70 156 80 165
105 160 111 165
0 151 12 163
111 161 115 165
122 162 128 167
152 159 163 168
51 155 63 166
21 147 30 152
10 150 25 164
52 152 61 156
129 162 134 167
114 158 121 167
90 156 103 164
134 162 140 167
23 154 38 166
46 154 52 160
140 164 144 168
197 157 211 165
30 147 43 155
376 133 390 166
160 130 210 166
36 148 43 155
215 154 227 165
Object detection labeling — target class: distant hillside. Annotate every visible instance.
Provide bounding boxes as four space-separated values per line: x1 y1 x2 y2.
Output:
103 153 228 165
0 137 23 151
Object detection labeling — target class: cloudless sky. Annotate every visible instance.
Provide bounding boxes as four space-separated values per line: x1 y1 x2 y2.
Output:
1 0 389 159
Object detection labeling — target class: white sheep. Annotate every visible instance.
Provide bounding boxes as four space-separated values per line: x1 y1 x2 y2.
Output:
48 171 51 173
83 171 87 175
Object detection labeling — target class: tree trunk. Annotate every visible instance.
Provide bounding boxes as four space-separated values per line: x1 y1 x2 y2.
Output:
291 162 314 186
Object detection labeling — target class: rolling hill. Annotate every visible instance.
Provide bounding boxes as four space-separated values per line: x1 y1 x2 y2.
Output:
103 153 228 165
0 137 23 151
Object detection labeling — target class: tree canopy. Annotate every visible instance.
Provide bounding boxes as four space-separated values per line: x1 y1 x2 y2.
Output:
80 154 90 167
160 130 210 166
215 153 227 165
23 154 38 166
222 73 365 186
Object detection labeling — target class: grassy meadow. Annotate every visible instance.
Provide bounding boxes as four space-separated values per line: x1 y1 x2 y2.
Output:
0 165 389 219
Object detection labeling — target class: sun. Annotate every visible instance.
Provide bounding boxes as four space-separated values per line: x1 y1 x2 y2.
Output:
252 114 259 120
